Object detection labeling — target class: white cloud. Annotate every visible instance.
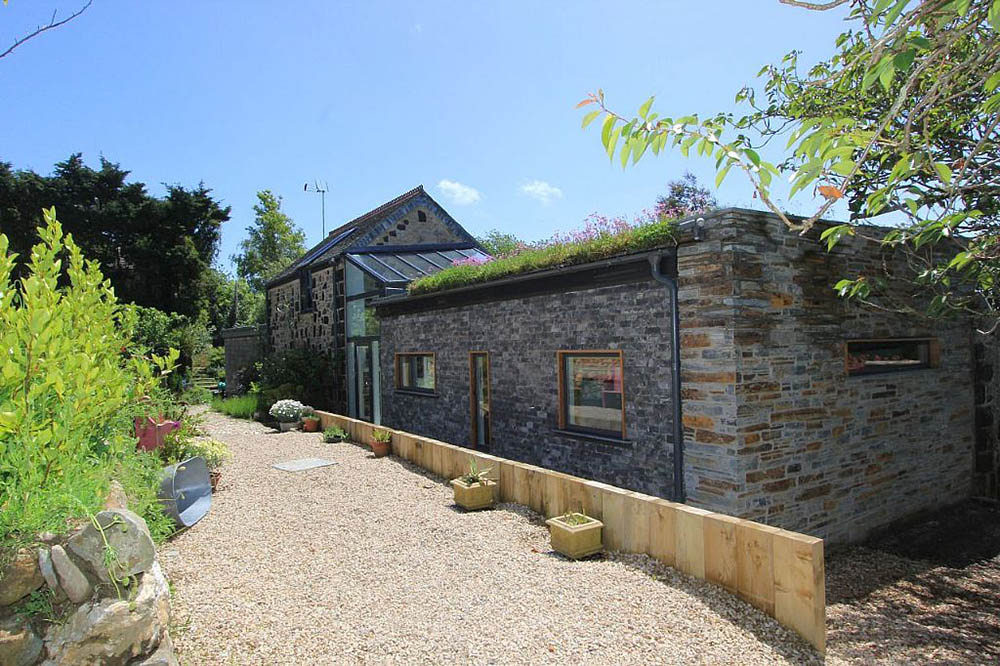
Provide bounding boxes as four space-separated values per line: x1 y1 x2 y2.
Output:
437 179 481 205
520 180 563 204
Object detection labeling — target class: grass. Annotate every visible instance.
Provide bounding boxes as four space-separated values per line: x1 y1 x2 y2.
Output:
408 216 676 295
210 394 258 419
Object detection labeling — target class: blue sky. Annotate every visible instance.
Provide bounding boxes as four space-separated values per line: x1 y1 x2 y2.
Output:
1 1 850 270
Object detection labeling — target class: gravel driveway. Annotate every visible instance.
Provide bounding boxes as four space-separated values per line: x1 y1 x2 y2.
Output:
161 411 821 665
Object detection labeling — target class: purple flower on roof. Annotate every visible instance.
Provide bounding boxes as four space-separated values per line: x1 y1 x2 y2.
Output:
452 256 491 267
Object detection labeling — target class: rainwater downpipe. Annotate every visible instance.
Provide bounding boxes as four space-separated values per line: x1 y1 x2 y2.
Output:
650 251 686 503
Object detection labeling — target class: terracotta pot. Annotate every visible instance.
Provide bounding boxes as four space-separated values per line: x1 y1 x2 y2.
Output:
209 470 221 492
371 439 391 457
302 417 320 432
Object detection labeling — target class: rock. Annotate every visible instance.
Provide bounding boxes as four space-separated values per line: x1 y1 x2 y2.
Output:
36 548 67 603
68 509 155 583
0 616 43 666
42 561 170 666
129 632 178 666
50 545 92 605
0 550 44 606
105 480 129 510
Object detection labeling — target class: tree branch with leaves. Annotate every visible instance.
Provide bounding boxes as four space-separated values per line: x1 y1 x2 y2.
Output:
581 0 1000 329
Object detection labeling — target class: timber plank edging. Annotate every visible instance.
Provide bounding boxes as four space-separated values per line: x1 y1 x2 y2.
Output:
315 410 826 652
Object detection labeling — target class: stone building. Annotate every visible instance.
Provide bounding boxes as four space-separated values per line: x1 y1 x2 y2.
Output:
374 208 988 543
261 185 489 417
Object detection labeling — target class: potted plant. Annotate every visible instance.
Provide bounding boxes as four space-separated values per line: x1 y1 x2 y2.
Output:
185 438 231 492
371 428 392 457
450 457 496 510
323 425 349 443
269 399 305 432
546 511 604 559
301 405 321 432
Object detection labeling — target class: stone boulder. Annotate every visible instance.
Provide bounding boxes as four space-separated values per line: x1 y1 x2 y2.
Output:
128 632 178 666
50 545 92 605
68 509 155 584
0 616 43 666
0 550 44 606
36 548 66 603
42 561 170 666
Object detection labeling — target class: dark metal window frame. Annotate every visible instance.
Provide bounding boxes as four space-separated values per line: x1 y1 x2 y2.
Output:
845 337 940 377
395 352 437 395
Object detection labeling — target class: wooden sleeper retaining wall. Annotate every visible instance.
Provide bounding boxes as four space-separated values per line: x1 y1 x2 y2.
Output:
316 410 826 652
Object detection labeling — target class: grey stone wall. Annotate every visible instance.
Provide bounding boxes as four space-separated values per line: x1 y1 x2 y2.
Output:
221 326 265 394
377 209 980 544
698 210 976 543
378 280 679 500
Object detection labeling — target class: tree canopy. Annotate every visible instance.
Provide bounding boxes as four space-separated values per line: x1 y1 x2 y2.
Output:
231 190 306 292
0 154 230 319
582 0 1000 328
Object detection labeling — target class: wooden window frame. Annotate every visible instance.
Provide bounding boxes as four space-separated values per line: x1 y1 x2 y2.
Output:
394 352 437 394
469 351 491 448
556 349 626 440
845 337 940 376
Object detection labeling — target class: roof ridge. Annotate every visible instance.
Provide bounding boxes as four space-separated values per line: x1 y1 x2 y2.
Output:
332 184 424 236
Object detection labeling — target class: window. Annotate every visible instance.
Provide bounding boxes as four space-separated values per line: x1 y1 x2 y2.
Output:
557 350 625 439
395 352 436 393
298 269 314 311
846 338 939 376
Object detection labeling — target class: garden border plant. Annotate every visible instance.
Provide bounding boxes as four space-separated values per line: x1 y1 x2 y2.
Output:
0 208 181 569
408 213 677 295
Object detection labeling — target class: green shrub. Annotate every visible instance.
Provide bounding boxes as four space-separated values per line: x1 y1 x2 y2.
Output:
0 208 179 559
242 348 338 410
210 394 258 419
323 425 348 442
180 385 212 405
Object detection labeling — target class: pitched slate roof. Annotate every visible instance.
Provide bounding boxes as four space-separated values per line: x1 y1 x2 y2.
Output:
267 185 478 287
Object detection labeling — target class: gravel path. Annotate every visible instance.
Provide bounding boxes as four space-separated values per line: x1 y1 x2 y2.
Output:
161 411 821 665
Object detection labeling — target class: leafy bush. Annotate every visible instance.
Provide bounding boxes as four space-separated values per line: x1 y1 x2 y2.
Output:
410 214 676 295
323 425 348 442
210 394 258 419
269 399 305 423
178 438 231 471
130 304 211 379
0 208 179 558
180 385 212 405
240 347 338 410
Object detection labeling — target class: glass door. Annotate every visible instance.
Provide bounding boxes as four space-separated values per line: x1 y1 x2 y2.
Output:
470 352 490 449
352 342 381 424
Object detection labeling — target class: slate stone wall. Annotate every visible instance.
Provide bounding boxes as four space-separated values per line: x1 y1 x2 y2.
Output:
379 280 679 500
376 208 981 543
706 209 976 542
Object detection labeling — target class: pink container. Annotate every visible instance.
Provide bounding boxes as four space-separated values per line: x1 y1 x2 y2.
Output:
135 416 181 452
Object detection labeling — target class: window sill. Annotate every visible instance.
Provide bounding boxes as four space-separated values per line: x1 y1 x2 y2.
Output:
553 429 631 445
394 389 439 398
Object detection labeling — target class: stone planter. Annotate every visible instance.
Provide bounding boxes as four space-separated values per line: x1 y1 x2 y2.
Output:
371 439 391 457
450 478 496 510
546 513 604 559
278 421 296 432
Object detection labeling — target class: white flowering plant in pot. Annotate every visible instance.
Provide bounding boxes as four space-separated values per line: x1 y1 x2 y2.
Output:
269 399 305 425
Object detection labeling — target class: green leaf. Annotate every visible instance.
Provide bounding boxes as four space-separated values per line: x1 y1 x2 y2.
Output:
601 115 616 149
990 0 1000 30
744 148 761 166
933 161 953 184
715 163 732 188
638 96 654 120
581 110 601 129
606 127 621 161
831 159 856 176
893 49 915 73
